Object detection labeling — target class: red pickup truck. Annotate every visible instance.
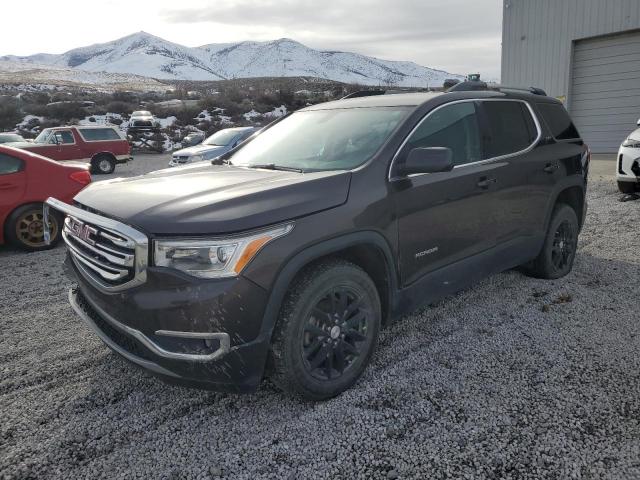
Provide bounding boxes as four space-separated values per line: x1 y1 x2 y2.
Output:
9 126 132 174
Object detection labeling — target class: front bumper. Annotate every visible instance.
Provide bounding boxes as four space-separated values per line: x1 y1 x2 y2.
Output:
616 145 640 182
65 255 273 393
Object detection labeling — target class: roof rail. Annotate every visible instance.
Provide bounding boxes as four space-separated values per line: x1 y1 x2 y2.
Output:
447 81 547 96
494 85 548 96
340 89 432 100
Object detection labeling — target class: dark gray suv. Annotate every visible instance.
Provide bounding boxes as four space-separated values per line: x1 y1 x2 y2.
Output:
46 88 589 400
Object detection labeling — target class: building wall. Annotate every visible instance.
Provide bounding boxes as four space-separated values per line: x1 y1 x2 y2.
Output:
501 0 640 101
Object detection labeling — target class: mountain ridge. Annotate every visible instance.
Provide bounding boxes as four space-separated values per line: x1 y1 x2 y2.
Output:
2 32 463 87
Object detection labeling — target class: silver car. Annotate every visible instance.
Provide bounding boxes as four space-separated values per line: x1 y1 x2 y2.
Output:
169 127 259 167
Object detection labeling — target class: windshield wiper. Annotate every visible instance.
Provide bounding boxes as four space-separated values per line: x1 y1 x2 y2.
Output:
246 163 304 173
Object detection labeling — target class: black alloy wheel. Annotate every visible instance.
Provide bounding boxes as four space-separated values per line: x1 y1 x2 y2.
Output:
302 287 371 381
270 259 381 400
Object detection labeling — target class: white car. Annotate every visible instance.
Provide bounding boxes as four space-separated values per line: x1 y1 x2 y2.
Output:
129 110 156 129
617 118 640 193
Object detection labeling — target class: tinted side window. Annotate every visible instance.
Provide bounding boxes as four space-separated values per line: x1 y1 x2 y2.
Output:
536 103 580 140
79 128 121 141
405 102 482 166
0 153 24 175
481 101 538 158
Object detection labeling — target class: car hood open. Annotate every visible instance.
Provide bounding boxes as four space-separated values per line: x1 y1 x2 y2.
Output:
74 164 351 235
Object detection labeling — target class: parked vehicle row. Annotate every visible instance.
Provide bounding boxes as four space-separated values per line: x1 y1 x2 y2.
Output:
46 87 590 400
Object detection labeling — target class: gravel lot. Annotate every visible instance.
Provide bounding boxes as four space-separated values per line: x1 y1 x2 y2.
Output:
1 155 639 480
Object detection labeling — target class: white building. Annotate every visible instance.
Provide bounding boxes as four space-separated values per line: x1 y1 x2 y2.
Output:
501 0 640 152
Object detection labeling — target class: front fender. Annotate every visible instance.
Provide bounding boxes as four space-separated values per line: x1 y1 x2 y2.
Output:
251 230 398 344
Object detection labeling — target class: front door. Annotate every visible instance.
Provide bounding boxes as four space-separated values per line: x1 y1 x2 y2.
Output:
51 129 79 161
392 101 498 286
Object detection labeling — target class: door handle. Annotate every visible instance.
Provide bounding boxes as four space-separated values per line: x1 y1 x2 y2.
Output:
0 183 15 190
476 177 497 189
543 162 559 174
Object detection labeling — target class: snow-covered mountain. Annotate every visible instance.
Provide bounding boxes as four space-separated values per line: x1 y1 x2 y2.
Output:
3 32 463 87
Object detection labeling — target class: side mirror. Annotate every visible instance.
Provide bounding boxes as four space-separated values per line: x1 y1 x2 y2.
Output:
637 118 640 126
400 147 454 176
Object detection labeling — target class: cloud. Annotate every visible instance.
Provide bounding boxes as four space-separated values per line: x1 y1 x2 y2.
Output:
162 0 503 78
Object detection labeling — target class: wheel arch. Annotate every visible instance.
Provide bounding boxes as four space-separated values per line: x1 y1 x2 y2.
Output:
257 231 398 344
90 151 117 162
545 179 586 232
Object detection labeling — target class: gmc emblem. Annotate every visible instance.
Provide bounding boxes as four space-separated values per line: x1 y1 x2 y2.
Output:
68 218 98 246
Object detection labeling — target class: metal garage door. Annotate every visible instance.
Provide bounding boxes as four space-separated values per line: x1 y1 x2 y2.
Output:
570 31 640 153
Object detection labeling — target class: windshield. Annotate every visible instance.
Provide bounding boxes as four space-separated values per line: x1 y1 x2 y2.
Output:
132 111 151 117
229 107 409 171
204 129 242 146
34 130 53 144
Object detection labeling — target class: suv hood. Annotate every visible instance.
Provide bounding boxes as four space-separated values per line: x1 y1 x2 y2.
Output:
74 164 351 235
173 144 226 157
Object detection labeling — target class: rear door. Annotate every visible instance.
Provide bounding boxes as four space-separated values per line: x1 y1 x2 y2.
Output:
393 101 499 286
476 99 544 242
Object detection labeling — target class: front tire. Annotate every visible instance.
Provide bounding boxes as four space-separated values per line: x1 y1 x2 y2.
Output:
522 203 579 279
270 259 381 400
5 204 61 251
91 154 116 175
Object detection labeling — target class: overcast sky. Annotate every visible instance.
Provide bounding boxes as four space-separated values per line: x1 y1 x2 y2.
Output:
0 0 503 79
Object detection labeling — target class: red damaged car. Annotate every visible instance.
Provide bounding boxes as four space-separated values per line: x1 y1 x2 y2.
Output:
9 126 132 174
0 145 91 251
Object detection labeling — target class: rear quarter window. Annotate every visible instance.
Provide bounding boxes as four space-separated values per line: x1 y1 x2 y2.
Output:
0 153 24 175
78 128 122 141
536 103 580 140
481 101 539 158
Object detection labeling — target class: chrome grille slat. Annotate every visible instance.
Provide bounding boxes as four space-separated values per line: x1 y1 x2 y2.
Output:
63 232 129 280
99 230 134 248
63 227 134 268
63 217 134 267
46 198 148 292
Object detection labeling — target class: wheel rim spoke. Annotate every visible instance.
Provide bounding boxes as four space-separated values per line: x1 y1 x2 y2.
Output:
325 351 334 380
301 285 370 381
308 343 332 370
340 340 360 356
344 311 366 328
344 329 366 342
304 337 323 357
304 324 327 338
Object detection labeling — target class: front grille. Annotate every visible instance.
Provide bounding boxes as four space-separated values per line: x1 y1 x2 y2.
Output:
172 155 189 163
62 215 146 290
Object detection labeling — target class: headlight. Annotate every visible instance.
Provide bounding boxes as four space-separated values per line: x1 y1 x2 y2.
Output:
153 223 294 278
622 138 640 148
189 154 203 163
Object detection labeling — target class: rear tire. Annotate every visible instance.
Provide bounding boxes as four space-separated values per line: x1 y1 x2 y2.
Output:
618 180 637 194
5 204 61 252
270 259 381 400
91 154 116 175
522 203 578 279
